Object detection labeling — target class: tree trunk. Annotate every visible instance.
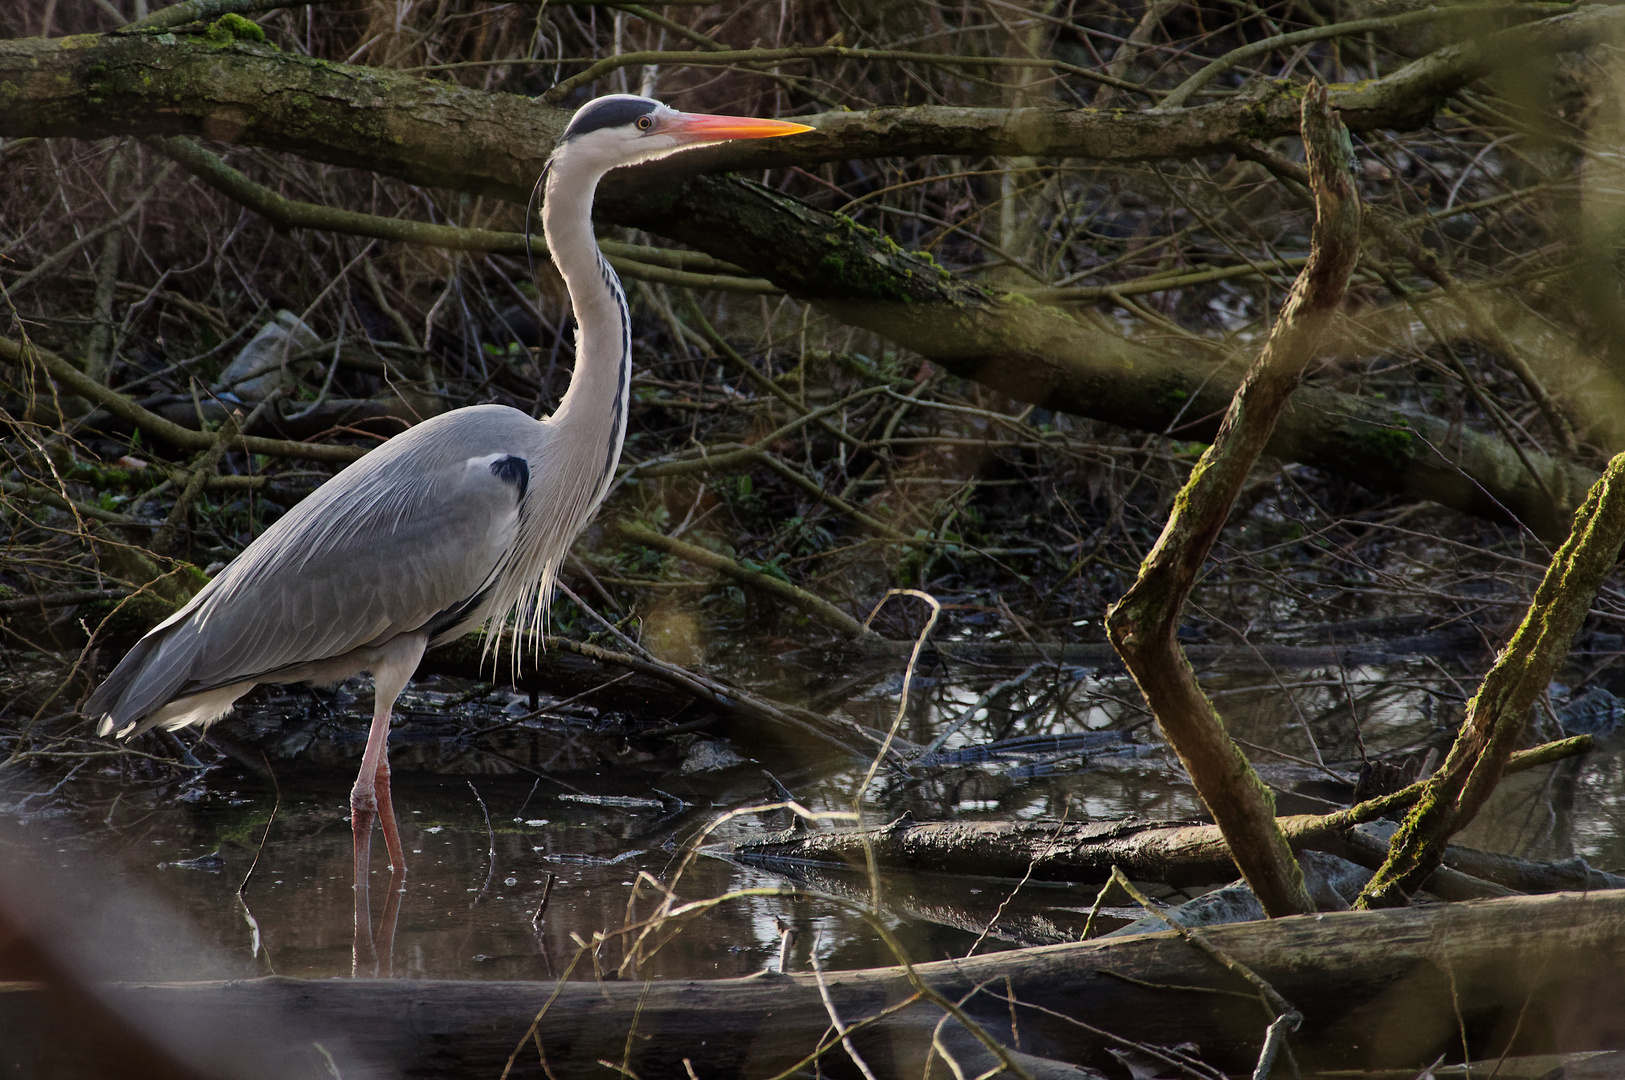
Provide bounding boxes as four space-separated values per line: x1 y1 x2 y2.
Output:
1105 85 1361 917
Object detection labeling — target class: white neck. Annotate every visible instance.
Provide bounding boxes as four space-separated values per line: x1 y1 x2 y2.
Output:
541 153 631 473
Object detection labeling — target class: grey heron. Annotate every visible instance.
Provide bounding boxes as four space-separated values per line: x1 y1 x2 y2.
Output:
85 95 811 887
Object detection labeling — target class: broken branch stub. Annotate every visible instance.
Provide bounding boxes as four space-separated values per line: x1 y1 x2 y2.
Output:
1105 83 1362 919
1358 451 1625 909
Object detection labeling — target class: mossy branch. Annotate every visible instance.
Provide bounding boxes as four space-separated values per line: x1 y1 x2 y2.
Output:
149 136 778 294
616 520 878 641
1356 452 1625 909
1105 85 1362 919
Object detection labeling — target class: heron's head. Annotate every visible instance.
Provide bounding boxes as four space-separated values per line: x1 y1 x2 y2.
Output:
549 94 812 176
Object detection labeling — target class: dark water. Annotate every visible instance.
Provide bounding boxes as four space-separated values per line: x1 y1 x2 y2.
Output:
7 645 1625 983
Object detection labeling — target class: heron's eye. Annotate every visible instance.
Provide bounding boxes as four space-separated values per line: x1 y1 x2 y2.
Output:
635 115 655 132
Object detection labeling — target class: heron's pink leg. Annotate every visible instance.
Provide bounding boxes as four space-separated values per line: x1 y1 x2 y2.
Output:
350 633 428 975
350 633 428 874
352 867 376 976
350 698 394 883
373 867 406 978
373 755 406 873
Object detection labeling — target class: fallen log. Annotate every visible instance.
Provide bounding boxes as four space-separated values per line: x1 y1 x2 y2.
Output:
727 815 1625 895
3 891 1625 1078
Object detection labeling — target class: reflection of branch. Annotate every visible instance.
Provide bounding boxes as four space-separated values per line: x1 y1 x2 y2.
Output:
148 136 779 294
540 634 906 759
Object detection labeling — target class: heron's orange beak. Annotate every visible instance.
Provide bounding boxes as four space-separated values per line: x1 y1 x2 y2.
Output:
666 113 813 142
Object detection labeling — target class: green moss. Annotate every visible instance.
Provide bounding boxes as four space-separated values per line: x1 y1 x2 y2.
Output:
65 461 152 488
217 809 275 847
1361 422 1414 471
205 13 266 46
913 248 954 280
816 252 912 302
1238 79 1301 142
830 212 881 241
88 548 210 641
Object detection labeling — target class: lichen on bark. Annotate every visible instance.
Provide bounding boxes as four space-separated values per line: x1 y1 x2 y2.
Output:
1357 451 1625 908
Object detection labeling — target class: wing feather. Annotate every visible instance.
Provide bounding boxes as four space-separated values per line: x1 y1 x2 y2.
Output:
87 406 540 731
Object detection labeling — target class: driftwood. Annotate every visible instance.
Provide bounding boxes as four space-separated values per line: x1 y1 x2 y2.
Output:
4 891 1625 1078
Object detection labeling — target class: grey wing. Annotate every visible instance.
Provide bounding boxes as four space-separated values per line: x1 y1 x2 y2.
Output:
87 443 528 731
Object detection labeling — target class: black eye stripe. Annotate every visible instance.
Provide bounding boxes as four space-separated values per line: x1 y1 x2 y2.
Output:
560 97 660 141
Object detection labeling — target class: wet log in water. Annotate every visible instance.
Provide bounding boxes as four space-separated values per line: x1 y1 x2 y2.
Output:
728 816 1625 895
5 891 1625 1079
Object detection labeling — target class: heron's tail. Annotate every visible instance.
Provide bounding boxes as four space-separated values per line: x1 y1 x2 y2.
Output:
85 633 168 736
84 625 230 737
